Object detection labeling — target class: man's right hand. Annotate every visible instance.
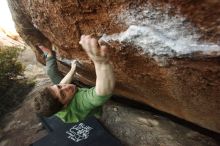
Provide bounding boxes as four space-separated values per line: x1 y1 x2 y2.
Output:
71 60 77 71
38 45 53 57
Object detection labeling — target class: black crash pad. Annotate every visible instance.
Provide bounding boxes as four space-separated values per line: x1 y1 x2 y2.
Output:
31 116 122 146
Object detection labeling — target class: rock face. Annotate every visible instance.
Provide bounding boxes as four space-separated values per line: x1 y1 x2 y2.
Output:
7 0 220 133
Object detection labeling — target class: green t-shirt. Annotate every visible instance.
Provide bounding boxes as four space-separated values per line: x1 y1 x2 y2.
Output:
46 55 111 123
55 87 111 123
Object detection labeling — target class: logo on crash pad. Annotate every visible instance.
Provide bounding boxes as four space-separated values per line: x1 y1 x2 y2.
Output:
66 123 93 142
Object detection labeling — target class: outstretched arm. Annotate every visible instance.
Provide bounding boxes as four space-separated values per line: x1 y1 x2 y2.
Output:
38 45 63 84
79 35 115 96
59 60 77 84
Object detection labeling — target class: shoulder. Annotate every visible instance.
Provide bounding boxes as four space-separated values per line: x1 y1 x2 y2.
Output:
75 87 95 93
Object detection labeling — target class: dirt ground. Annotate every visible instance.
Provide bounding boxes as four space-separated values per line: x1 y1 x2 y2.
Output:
0 47 219 146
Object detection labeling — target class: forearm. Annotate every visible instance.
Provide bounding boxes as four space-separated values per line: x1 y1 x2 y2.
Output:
94 62 115 96
46 55 63 84
79 34 115 95
59 68 76 84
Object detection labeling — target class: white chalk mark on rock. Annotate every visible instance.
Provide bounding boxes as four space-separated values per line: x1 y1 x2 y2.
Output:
101 3 220 62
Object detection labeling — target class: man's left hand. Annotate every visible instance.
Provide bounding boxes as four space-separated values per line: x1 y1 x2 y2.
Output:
79 35 109 64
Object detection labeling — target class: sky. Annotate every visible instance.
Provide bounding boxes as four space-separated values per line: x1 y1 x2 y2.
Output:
0 0 17 33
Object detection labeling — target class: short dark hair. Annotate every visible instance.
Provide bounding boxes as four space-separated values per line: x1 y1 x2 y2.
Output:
34 87 63 117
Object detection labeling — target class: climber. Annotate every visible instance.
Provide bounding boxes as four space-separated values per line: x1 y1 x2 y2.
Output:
33 35 115 123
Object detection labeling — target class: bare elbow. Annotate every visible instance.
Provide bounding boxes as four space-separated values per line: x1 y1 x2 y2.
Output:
96 80 115 96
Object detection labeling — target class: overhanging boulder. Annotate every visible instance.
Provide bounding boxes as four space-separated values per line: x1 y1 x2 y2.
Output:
7 0 220 133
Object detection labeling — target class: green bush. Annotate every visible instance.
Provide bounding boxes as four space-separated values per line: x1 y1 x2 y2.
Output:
0 46 24 93
0 46 35 118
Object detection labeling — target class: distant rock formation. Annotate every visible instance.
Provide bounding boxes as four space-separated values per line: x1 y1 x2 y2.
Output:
7 0 220 133
0 26 24 47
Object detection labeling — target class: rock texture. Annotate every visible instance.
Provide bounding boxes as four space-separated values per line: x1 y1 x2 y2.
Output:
7 0 220 133
101 101 219 146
